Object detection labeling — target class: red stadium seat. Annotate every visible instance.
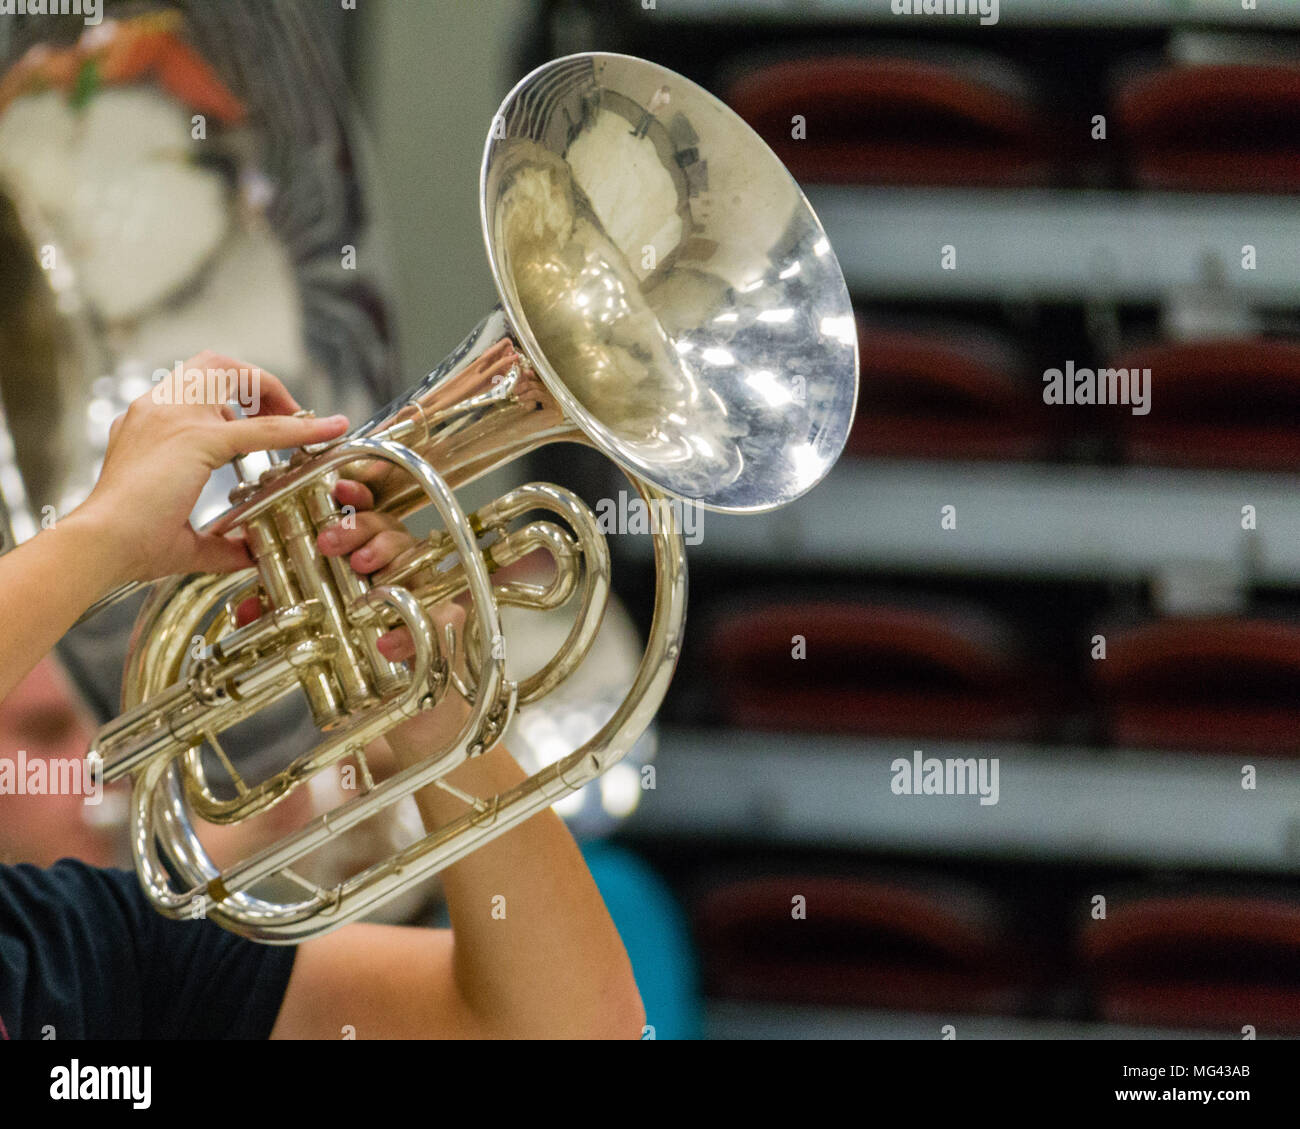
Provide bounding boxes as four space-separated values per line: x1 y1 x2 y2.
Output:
849 322 1057 461
694 874 1036 1014
1114 338 1300 471
704 598 1048 741
1115 63 1300 192
1080 891 1300 1033
1093 617 1300 756
725 53 1052 187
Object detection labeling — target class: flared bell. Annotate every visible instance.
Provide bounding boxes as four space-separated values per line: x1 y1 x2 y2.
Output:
481 52 859 514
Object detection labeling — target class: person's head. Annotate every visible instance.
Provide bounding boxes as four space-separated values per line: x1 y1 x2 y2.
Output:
0 658 118 867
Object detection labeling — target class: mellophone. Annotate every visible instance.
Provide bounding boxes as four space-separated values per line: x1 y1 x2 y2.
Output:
83 52 859 942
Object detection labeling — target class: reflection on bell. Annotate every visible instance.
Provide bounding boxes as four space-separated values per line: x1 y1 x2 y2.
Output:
484 53 857 513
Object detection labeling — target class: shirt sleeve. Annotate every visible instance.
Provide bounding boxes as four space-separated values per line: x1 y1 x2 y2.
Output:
0 859 297 1040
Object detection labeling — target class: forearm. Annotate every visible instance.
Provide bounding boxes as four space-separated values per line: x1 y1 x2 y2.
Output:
383 711 644 1039
0 511 129 701
0 365 349 704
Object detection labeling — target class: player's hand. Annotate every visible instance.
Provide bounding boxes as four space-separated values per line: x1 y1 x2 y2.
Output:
75 352 348 585
232 473 426 666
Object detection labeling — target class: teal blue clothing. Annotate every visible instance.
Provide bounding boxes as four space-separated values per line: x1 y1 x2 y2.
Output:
580 841 702 1040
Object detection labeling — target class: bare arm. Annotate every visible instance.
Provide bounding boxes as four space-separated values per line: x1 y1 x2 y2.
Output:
0 510 130 703
0 353 347 701
270 496 644 1040
270 731 644 1041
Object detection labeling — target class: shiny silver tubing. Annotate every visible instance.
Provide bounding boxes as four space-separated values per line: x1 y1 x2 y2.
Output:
189 476 682 943
376 481 610 707
93 601 325 783
129 438 510 930
134 583 438 927
156 436 510 828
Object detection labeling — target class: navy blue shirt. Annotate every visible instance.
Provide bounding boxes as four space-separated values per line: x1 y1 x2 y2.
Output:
0 860 297 1040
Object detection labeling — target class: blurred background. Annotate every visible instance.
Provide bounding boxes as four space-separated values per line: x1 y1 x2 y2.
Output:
4 0 1300 1039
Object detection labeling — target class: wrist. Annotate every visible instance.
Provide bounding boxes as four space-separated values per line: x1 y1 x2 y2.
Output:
59 502 142 592
385 697 474 772
387 704 525 784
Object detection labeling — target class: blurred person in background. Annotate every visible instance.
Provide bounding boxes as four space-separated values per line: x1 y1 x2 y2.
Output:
0 362 644 1040
0 659 116 868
